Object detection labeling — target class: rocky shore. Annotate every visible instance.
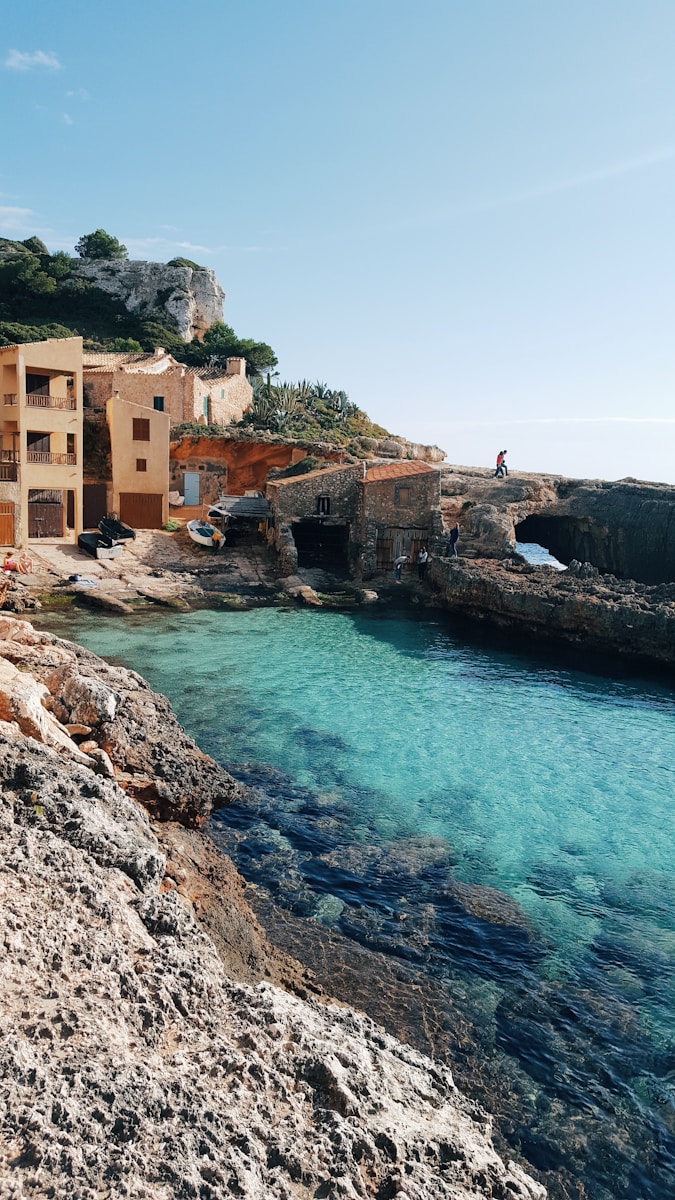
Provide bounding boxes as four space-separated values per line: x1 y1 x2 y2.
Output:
428 555 675 665
0 615 545 1199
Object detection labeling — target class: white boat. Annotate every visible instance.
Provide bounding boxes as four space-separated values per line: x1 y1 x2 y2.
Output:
186 519 218 548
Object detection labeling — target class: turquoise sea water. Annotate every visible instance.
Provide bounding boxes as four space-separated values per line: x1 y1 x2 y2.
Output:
41 606 675 1199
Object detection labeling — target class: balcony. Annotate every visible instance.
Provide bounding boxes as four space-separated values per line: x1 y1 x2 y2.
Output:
26 393 76 410
0 450 19 482
3 394 17 406
26 452 76 466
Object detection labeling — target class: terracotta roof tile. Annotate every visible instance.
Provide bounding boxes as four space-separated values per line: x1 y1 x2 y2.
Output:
364 461 436 482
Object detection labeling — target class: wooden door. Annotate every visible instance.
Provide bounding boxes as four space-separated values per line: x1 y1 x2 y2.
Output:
0 502 14 546
83 483 108 529
28 489 63 538
119 493 163 529
183 472 200 506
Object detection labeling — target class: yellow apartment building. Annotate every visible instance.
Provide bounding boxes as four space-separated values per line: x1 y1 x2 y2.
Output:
105 393 170 528
0 337 83 548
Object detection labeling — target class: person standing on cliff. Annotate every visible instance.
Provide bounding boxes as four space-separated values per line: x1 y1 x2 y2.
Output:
494 451 504 477
449 523 460 557
501 450 508 476
417 546 429 581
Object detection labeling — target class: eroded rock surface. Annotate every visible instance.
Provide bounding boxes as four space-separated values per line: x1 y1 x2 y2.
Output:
428 556 675 665
0 615 238 821
0 622 546 1200
73 258 225 341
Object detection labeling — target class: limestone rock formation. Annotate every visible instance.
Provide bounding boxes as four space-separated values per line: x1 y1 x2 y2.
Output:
73 258 225 341
0 618 546 1199
440 466 675 585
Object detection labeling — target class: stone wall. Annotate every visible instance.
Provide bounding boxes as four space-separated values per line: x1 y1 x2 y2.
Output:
267 464 364 524
363 471 440 530
169 457 226 507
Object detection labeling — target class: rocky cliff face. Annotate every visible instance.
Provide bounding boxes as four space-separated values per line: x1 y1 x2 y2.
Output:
0 616 545 1200
440 466 675 585
73 258 225 341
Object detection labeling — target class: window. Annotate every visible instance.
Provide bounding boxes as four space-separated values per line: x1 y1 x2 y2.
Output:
67 433 75 457
395 486 411 506
136 459 147 472
221 389 225 399
202 396 209 420
66 490 75 529
27 431 50 453
133 418 150 441
25 373 50 397
153 396 164 412
316 495 331 515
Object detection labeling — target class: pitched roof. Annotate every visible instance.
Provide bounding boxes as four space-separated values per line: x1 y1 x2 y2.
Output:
83 352 156 370
364 461 437 482
267 464 356 487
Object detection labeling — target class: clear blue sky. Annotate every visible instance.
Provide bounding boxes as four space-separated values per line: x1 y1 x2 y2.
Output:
2 1 674 482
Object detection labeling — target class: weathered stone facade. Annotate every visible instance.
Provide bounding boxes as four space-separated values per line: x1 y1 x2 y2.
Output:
266 461 442 578
83 351 252 428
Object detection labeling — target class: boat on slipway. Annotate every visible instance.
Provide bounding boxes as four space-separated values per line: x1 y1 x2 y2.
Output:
186 519 219 548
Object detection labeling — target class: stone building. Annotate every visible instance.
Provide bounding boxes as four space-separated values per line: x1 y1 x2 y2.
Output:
83 349 252 427
0 337 83 548
266 460 441 577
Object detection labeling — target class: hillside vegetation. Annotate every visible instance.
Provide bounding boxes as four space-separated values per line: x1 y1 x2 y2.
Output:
0 235 276 376
0 232 391 445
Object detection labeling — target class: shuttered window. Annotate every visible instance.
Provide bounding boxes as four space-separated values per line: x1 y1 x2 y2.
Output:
136 459 147 472
133 418 150 441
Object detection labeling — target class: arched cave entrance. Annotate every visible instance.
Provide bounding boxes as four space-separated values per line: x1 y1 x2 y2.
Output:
292 519 350 570
515 513 674 585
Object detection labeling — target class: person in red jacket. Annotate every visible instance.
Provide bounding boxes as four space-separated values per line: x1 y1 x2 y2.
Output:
494 451 504 477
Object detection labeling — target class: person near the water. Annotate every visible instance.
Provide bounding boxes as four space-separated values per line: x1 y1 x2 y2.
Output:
211 528 223 554
449 523 460 557
394 553 408 582
2 552 17 572
417 546 429 581
494 451 504 477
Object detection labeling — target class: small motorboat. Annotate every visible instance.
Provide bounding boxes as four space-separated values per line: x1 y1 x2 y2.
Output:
186 519 218 548
78 532 124 560
98 516 135 541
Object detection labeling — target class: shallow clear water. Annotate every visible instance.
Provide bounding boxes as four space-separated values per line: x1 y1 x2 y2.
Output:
41 606 675 1198
516 540 567 570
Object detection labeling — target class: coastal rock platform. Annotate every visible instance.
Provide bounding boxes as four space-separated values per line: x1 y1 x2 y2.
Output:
0 616 546 1200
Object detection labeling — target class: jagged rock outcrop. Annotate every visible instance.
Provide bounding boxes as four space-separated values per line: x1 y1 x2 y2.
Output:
72 258 225 341
0 619 546 1200
440 466 675 585
363 435 446 462
0 616 238 822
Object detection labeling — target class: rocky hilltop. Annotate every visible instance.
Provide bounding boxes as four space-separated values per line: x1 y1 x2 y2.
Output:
73 258 225 341
0 615 545 1200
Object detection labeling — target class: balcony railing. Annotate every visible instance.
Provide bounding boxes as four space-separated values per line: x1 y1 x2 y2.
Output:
26 452 76 465
3 394 17 405
0 450 19 462
26 393 77 410
0 463 17 481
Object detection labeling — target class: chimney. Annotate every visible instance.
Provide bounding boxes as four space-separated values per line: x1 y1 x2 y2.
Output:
225 357 246 377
